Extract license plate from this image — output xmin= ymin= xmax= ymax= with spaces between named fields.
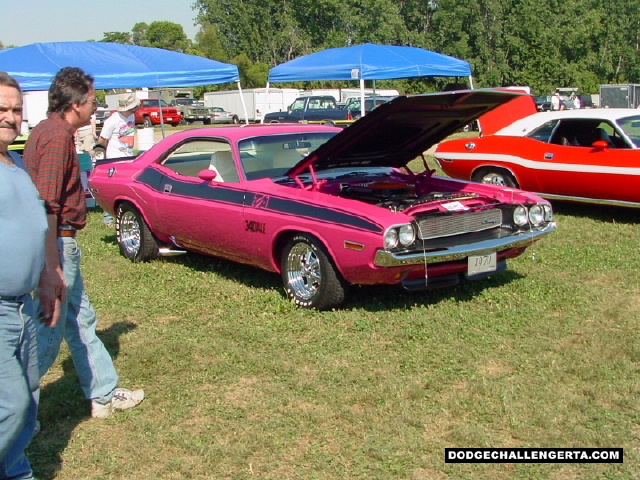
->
xmin=166 ymin=117 xmax=173 ymax=121
xmin=468 ymin=252 xmax=497 ymax=276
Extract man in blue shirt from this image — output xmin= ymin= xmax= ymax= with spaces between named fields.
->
xmin=0 ymin=71 xmax=56 ymax=480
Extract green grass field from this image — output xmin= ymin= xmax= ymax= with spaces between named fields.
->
xmin=27 ymin=136 xmax=638 ymax=479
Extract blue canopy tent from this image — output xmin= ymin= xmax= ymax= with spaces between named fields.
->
xmin=0 ymin=41 xmax=240 ymax=90
xmin=0 ymin=42 xmax=249 ymax=128
xmin=268 ymin=43 xmax=473 ymax=117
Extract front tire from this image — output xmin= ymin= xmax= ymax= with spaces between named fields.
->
xmin=143 ymin=117 xmax=153 ymax=128
xmin=473 ymin=168 xmax=518 ymax=188
xmin=281 ymin=234 xmax=346 ymax=310
xmin=116 ymin=203 xmax=159 ymax=262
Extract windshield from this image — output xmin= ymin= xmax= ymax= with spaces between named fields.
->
xmin=239 ymin=132 xmax=338 ymax=180
xmin=145 ymin=99 xmax=169 ymax=107
xmin=615 ymin=115 xmax=640 ymax=147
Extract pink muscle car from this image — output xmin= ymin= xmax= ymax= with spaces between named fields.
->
xmin=89 ymin=90 xmax=556 ymax=310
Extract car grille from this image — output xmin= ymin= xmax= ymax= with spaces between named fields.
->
xmin=416 ymin=209 xmax=503 ymax=240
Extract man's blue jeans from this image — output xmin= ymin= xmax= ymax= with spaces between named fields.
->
xmin=36 ymin=237 xmax=118 ymax=403
xmin=0 ymin=295 xmax=38 ymax=480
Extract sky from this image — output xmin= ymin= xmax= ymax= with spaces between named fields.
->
xmin=1 ymin=0 xmax=201 ymax=47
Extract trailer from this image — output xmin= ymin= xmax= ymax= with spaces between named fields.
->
xmin=22 ymin=90 xmax=49 ymax=129
xmin=600 ymin=84 xmax=640 ymax=108
xmin=203 ymin=88 xmax=300 ymax=123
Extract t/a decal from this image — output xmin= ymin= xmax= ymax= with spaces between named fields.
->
xmin=251 ymin=194 xmax=270 ymax=209
xmin=245 ymin=220 xmax=266 ymax=234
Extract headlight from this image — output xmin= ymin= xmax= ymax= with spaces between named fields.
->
xmin=528 ymin=205 xmax=544 ymax=226
xmin=543 ymin=203 xmax=554 ymax=221
xmin=513 ymin=205 xmax=528 ymax=226
xmin=384 ymin=228 xmax=399 ymax=249
xmin=384 ymin=224 xmax=415 ymax=249
xmin=398 ymin=224 xmax=415 ymax=246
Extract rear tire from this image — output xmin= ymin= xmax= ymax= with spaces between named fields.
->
xmin=93 ymin=145 xmax=105 ymax=161
xmin=281 ymin=234 xmax=346 ymax=310
xmin=473 ymin=168 xmax=518 ymax=188
xmin=116 ymin=203 xmax=159 ymax=262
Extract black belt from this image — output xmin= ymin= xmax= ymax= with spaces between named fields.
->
xmin=58 ymin=229 xmax=77 ymax=237
xmin=0 ymin=295 xmax=25 ymax=302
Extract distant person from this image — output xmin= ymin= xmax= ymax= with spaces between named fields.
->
xmin=551 ymin=92 xmax=561 ymax=111
xmin=98 ymin=92 xmax=140 ymax=226
xmin=573 ymin=95 xmax=582 ymax=109
xmin=0 ymin=71 xmax=56 ymax=480
xmin=98 ymin=93 xmax=139 ymax=158
xmin=76 ymin=112 xmax=97 ymax=158
xmin=23 ymin=67 xmax=144 ymax=419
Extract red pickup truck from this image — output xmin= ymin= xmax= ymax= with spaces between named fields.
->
xmin=135 ymin=99 xmax=182 ymax=128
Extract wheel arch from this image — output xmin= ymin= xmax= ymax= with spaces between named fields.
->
xmin=471 ymin=164 xmax=520 ymax=188
xmin=113 ymin=198 xmax=164 ymax=241
xmin=271 ymin=228 xmax=344 ymax=278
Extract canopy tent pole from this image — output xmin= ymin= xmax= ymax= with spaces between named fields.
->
xmin=263 ymin=82 xmax=270 ymax=124
xmin=469 ymin=76 xmax=475 ymax=89
xmin=236 ymin=81 xmax=250 ymax=124
xmin=359 ymin=78 xmax=365 ymax=118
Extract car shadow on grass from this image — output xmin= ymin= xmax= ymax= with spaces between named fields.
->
xmin=99 ymin=232 xmax=527 ymax=310
xmin=550 ymin=200 xmax=640 ymax=224
xmin=100 ymin=234 xmax=525 ymax=311
xmin=343 ymin=270 xmax=524 ymax=311
xmin=28 ymin=321 xmax=138 ymax=480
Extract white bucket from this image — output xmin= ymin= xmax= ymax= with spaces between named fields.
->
xmin=135 ymin=128 xmax=155 ymax=152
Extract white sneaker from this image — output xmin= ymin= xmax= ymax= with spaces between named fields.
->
xmin=91 ymin=388 xmax=145 ymax=418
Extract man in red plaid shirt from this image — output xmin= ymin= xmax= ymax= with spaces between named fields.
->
xmin=24 ymin=67 xmax=144 ymax=419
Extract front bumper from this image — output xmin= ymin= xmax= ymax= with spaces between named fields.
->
xmin=374 ymin=223 xmax=556 ymax=267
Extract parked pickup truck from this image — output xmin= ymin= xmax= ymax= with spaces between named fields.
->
xmin=135 ymin=99 xmax=182 ymax=128
xmin=263 ymin=95 xmax=353 ymax=125
xmin=169 ymin=97 xmax=212 ymax=124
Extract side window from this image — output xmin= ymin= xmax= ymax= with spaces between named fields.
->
xmin=527 ymin=120 xmax=558 ymax=143
xmin=290 ymin=99 xmax=305 ymax=112
xmin=548 ymin=119 xmax=629 ymax=148
xmin=161 ymin=140 xmax=239 ymax=181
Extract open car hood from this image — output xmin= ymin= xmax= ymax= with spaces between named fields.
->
xmin=287 ymin=89 xmax=521 ymax=177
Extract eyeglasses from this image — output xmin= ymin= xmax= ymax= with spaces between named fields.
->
xmin=85 ymin=99 xmax=98 ymax=106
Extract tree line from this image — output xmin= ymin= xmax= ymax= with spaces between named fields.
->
xmin=4 ymin=0 xmax=640 ymax=96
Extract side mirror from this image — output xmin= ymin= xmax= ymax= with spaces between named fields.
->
xmin=198 ymin=169 xmax=218 ymax=182
xmin=591 ymin=140 xmax=609 ymax=150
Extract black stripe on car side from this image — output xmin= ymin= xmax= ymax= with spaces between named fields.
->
xmin=247 ymin=193 xmax=383 ymax=233
xmin=137 ymin=168 xmax=246 ymax=205
xmin=136 ymin=167 xmax=383 ymax=233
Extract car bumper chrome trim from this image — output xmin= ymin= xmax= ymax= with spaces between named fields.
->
xmin=374 ymin=223 xmax=556 ymax=267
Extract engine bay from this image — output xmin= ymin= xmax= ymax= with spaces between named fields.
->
xmin=338 ymin=180 xmax=479 ymax=211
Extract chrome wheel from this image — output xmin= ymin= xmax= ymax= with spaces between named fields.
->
xmin=286 ymin=242 xmax=321 ymax=301
xmin=116 ymin=203 xmax=158 ymax=262
xmin=474 ymin=169 xmax=517 ymax=188
xmin=481 ymin=172 xmax=508 ymax=185
xmin=119 ymin=210 xmax=141 ymax=258
xmin=281 ymin=234 xmax=346 ymax=310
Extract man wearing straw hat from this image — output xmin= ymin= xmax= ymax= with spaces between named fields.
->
xmin=97 ymin=92 xmax=141 ymax=226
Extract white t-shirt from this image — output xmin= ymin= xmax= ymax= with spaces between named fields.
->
xmin=100 ymin=111 xmax=136 ymax=158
